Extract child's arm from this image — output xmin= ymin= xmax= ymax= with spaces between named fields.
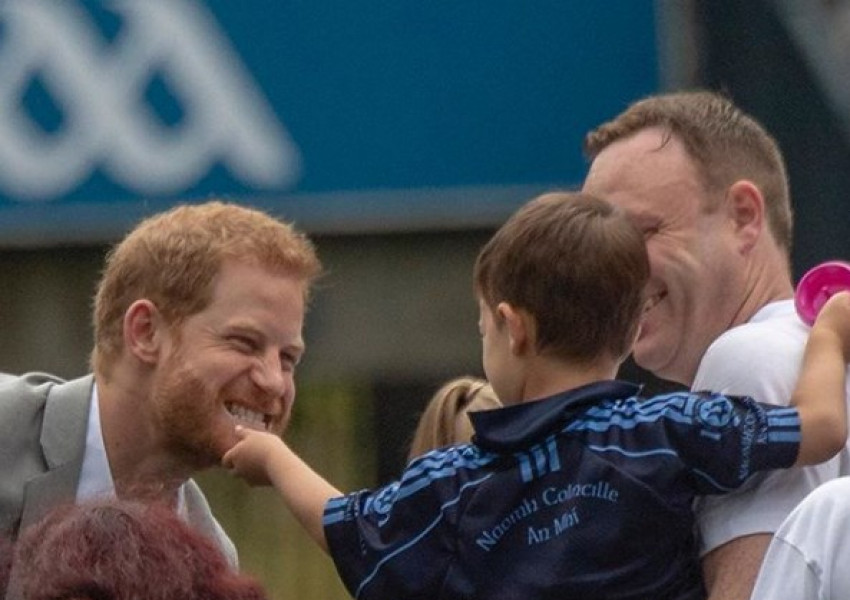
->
xmin=222 ymin=426 xmax=341 ymax=553
xmin=792 ymin=291 xmax=850 ymax=465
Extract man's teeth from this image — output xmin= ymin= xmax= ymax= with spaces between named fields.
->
xmin=226 ymin=404 xmax=267 ymax=430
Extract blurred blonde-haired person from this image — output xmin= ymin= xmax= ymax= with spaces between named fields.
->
xmin=408 ymin=376 xmax=501 ymax=460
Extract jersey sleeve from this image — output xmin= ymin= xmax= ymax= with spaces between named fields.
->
xmin=666 ymin=392 xmax=800 ymax=493
xmin=571 ymin=390 xmax=800 ymax=495
xmin=323 ymin=447 xmax=480 ymax=599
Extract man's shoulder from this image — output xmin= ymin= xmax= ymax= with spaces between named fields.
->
xmin=0 ymin=372 xmax=66 ymax=415
xmin=0 ymin=371 xmax=68 ymax=390
xmin=0 ymin=373 xmax=94 ymax=452
xmin=717 ymin=302 xmax=804 ymax=347
xmin=700 ymin=306 xmax=805 ymax=373
xmin=694 ymin=303 xmax=805 ymax=400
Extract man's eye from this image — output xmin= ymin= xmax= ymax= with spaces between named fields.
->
xmin=280 ymin=353 xmax=299 ymax=371
xmin=642 ymin=226 xmax=659 ymax=239
xmin=231 ymin=336 xmax=257 ymax=351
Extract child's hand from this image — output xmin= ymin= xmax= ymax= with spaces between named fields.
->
xmin=812 ymin=291 xmax=850 ymax=360
xmin=222 ymin=425 xmax=285 ymax=486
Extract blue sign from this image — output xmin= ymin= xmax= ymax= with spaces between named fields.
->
xmin=0 ymin=0 xmax=660 ymax=245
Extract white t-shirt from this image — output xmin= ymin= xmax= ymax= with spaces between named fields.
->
xmin=750 ymin=476 xmax=850 ymax=600
xmin=693 ymin=300 xmax=850 ymax=555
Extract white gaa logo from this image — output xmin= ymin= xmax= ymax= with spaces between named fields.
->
xmin=0 ymin=0 xmax=301 ymax=200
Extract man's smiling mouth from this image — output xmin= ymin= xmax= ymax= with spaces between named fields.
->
xmin=225 ymin=402 xmax=270 ymax=431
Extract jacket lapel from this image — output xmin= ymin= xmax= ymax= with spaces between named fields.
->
xmin=183 ymin=480 xmax=239 ymax=568
xmin=19 ymin=375 xmax=94 ymax=533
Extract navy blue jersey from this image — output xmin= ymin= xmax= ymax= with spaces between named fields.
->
xmin=324 ymin=381 xmax=800 ymax=600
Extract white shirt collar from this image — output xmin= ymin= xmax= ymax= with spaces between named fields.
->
xmin=748 ymin=298 xmax=796 ymax=323
xmin=76 ymin=384 xmax=114 ymax=501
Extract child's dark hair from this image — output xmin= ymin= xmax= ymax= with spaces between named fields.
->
xmin=473 ymin=191 xmax=649 ymax=362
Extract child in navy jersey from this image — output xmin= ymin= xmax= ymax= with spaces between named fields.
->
xmin=224 ymin=192 xmax=850 ymax=600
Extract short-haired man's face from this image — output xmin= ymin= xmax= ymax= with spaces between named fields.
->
xmin=582 ymin=127 xmax=746 ymax=385
xmin=150 ymin=260 xmax=307 ymax=468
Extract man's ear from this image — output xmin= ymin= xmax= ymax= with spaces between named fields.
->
xmin=123 ymin=299 xmax=164 ymax=365
xmin=497 ymin=302 xmax=532 ymax=356
xmin=726 ymin=180 xmax=765 ymax=254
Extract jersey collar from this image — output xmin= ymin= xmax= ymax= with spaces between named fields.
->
xmin=470 ymin=380 xmax=640 ymax=453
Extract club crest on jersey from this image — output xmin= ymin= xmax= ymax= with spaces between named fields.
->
xmin=697 ymin=397 xmax=734 ymax=429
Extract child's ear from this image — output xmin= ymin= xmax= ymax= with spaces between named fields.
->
xmin=124 ymin=299 xmax=165 ymax=365
xmin=497 ymin=302 xmax=532 ymax=356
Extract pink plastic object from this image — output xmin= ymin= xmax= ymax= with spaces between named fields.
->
xmin=794 ymin=260 xmax=850 ymax=325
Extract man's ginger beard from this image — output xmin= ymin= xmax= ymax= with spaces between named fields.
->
xmin=152 ymin=349 xmax=228 ymax=471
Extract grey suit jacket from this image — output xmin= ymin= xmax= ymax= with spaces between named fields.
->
xmin=0 ymin=372 xmax=237 ymax=566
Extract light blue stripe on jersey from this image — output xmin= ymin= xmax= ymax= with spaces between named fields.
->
xmin=767 ymin=410 xmax=800 ymax=427
xmin=532 ymin=445 xmax=548 ymax=474
xmin=403 ymin=447 xmax=493 ymax=482
xmin=585 ymin=443 xmax=739 ymax=492
xmin=606 ymin=392 xmax=691 ymax=413
xmin=546 ymin=437 xmax=561 ymax=472
xmin=325 ymin=497 xmax=351 ymax=526
xmin=767 ymin=431 xmax=801 ymax=443
xmin=393 ymin=463 xmax=477 ymax=503
xmin=690 ymin=468 xmax=735 ymax=492
xmin=515 ymin=437 xmax=561 ymax=482
xmin=576 ymin=395 xmax=699 ymax=430
xmin=585 ymin=444 xmax=679 ymax=459
xmin=395 ymin=450 xmax=494 ymax=502
xmin=353 ymin=471 xmax=494 ymax=599
xmin=565 ymin=409 xmax=694 ymax=433
xmin=324 ymin=447 xmax=496 ymax=527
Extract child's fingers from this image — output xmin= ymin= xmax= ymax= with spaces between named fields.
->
xmin=222 ymin=449 xmax=235 ymax=469
xmin=222 ymin=430 xmax=243 ymax=469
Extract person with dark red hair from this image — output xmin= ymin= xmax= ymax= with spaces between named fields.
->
xmin=6 ymin=499 xmax=269 ymax=600
xmin=0 ymin=535 xmax=12 ymax=600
